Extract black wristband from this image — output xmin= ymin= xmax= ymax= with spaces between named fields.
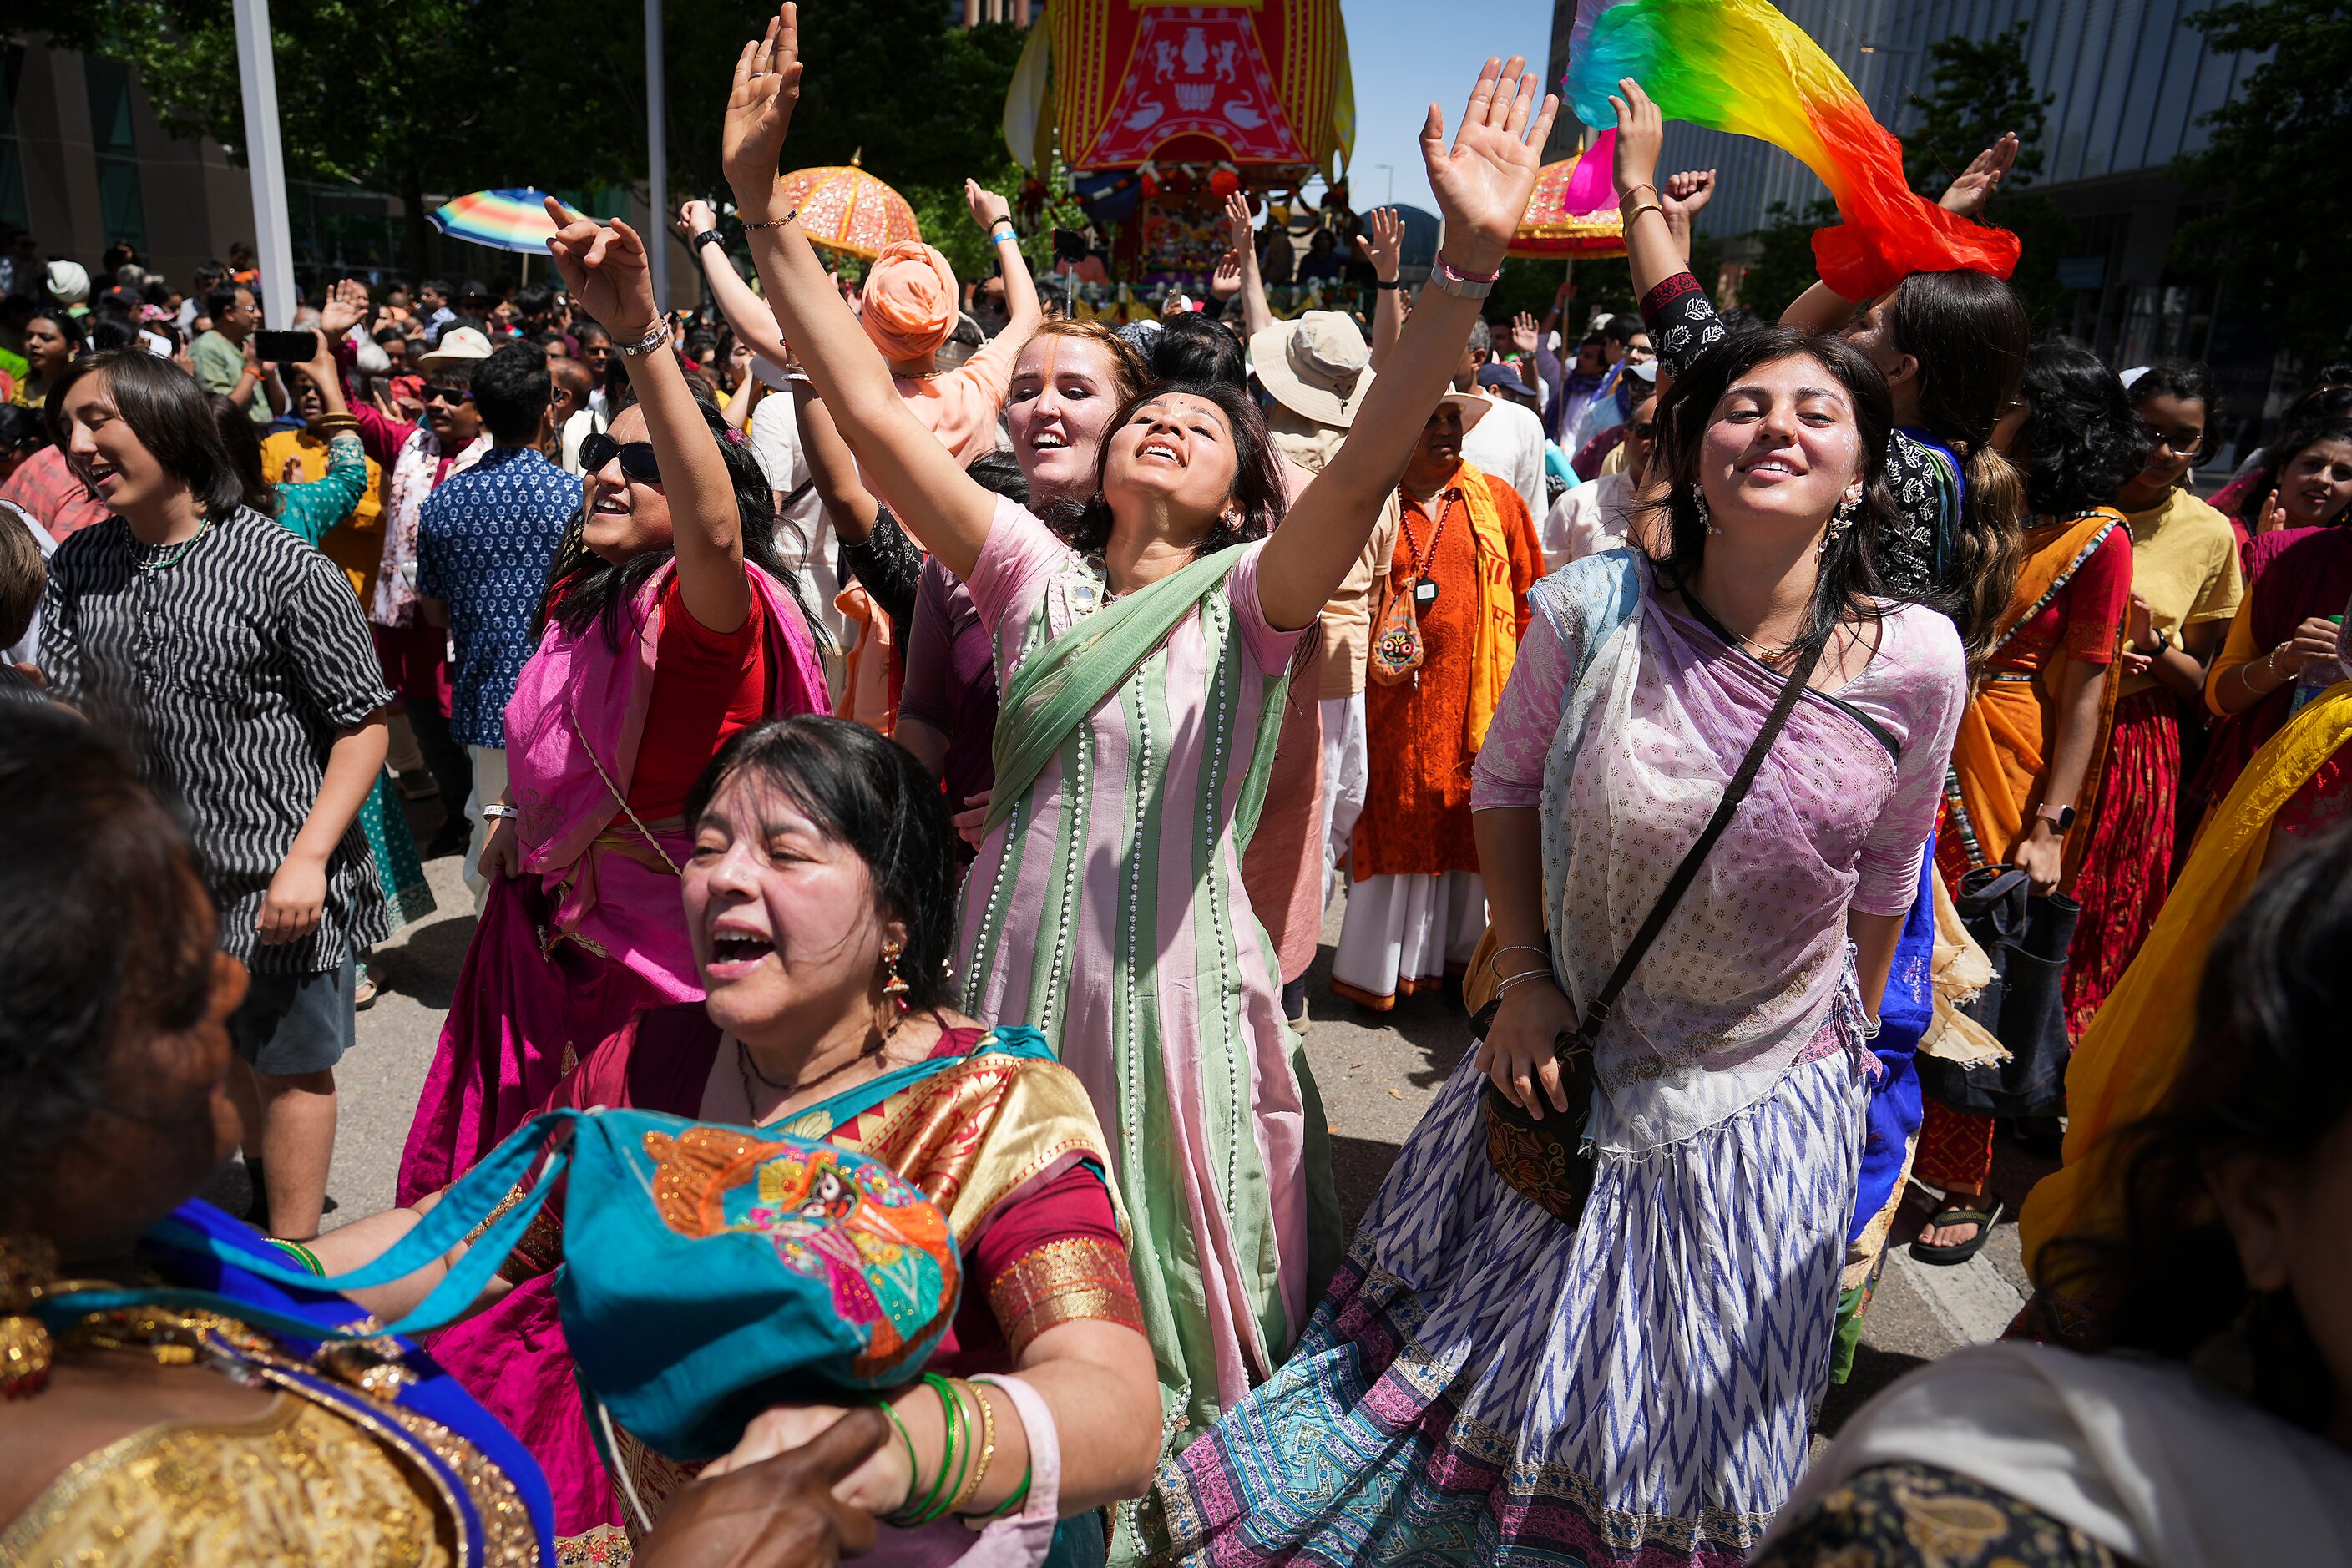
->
xmin=691 ymin=228 xmax=729 ymax=253
xmin=1374 ymin=277 xmax=1404 ymax=291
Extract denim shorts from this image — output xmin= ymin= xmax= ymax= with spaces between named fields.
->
xmin=230 ymin=956 xmax=357 ymax=1076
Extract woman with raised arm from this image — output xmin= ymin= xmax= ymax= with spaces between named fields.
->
xmin=1143 ymin=316 xmax=1966 ymax=1565
xmin=717 ymin=3 xmax=1556 ymax=1474
xmin=396 ymin=202 xmax=829 ymax=1211
xmin=1615 ymin=83 xmax=2028 ymax=661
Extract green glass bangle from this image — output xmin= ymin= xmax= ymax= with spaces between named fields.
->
xmin=267 ymin=1237 xmax=325 ymax=1277
xmin=925 ymin=1373 xmax=968 ymax=1525
xmin=979 ymin=1459 xmax=1033 ymax=1520
xmin=881 ymin=1399 xmax=920 ymax=1516
xmin=892 ymin=1372 xmax=963 ymax=1528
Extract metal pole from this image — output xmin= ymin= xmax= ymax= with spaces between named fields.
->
xmin=231 ymin=0 xmax=296 ymax=326
xmin=645 ymin=0 xmax=670 ymax=312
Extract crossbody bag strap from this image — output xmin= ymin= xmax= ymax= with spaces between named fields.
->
xmin=1572 ymin=635 xmax=1826 ymax=1046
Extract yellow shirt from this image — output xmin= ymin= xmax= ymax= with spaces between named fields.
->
xmin=2120 ymin=488 xmax=2241 ymax=699
xmin=262 ymin=426 xmax=385 ymax=604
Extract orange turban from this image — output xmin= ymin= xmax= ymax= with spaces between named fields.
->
xmin=859 ymin=241 xmax=959 ymax=363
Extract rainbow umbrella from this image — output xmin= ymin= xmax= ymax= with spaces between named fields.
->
xmin=429 ymin=188 xmax=563 ymax=254
xmin=1509 ymin=159 xmax=1626 ymax=260
xmin=777 ymin=154 xmax=920 ymax=262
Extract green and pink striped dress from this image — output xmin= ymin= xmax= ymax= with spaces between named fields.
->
xmin=954 ymin=498 xmax=1335 ymax=1467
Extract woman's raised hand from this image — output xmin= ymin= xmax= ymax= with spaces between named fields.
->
xmin=1939 ymin=133 xmax=2019 ymax=219
xmin=964 ymin=179 xmax=1014 ymax=232
xmin=543 ymin=198 xmax=659 ymax=339
xmin=678 ymin=199 xmax=721 ymax=240
xmin=1351 ymin=205 xmax=1403 ymax=281
xmin=723 ymin=3 xmax=805 ymax=207
xmin=1608 ymin=78 xmax=1664 ymax=198
xmin=1419 ymin=56 xmax=1557 ymax=273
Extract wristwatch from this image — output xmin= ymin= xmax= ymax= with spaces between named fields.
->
xmin=2034 ymin=802 xmax=2076 ymax=833
xmin=690 ymin=228 xmax=729 ymax=253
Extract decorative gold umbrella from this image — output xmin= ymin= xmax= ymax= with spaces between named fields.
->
xmin=1509 ymin=157 xmax=1626 ymax=260
xmin=775 ymin=153 xmax=921 ymax=261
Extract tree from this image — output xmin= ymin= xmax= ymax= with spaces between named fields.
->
xmin=1734 ymin=198 xmax=1838 ymax=318
xmin=2174 ymin=0 xmax=2352 ymax=361
xmin=29 ymin=0 xmax=1029 ymax=280
xmin=1901 ymin=22 xmax=2051 ymax=197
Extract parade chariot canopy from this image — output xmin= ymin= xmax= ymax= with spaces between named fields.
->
xmin=776 ymin=155 xmax=922 ymax=262
xmin=1004 ymin=0 xmax=1355 ymax=182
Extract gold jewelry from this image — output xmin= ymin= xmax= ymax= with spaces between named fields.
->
xmin=1622 ymin=200 xmax=1667 ymax=229
xmin=948 ymin=1379 xmax=994 ymax=1515
xmin=1 ymin=1234 xmax=59 ymax=1398
xmin=881 ymin=938 xmax=912 ymax=1014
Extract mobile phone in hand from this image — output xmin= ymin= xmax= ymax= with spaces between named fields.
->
xmin=255 ymin=329 xmax=321 ymax=363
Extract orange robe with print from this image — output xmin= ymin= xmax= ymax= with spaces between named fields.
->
xmin=1352 ymin=468 xmax=1542 ymax=879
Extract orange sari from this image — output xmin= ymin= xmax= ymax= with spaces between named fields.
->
xmin=1938 ymin=511 xmax=2128 ymax=890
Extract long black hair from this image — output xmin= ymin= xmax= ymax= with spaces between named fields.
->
xmin=2035 ymin=827 xmax=2352 ymax=1433
xmin=534 ymin=377 xmax=822 ymax=651
xmin=1044 ymin=379 xmax=1287 ymax=561
xmin=1642 ymin=325 xmax=1896 ymax=654
xmin=2020 ymin=338 xmax=2152 ymax=520
xmin=0 ymin=702 xmax=217 ymax=1202
xmin=45 ymin=348 xmax=246 ymax=518
xmin=684 ymin=715 xmax=960 ymax=1014
xmin=1887 ymin=269 xmax=2028 ymax=660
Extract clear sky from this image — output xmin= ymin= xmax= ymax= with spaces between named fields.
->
xmin=1336 ymin=0 xmax=1561 ymax=218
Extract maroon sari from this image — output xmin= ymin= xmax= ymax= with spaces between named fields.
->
xmin=2187 ymin=525 xmax=2352 ymax=820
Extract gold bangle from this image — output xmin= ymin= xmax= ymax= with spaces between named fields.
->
xmin=948 ymin=1379 xmax=994 ymax=1515
xmin=1623 ymin=201 xmax=1667 ymax=229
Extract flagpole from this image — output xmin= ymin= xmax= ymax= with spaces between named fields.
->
xmin=645 ymin=0 xmax=670 ymax=311
xmin=231 ymin=0 xmax=296 ymax=326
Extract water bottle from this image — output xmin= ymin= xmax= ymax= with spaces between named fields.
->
xmin=2285 ymin=614 xmax=2347 ymax=718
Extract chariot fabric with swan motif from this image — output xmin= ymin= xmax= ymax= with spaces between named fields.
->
xmin=1004 ymin=0 xmax=1354 ymax=181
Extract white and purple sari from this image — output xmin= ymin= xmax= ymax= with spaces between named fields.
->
xmin=1139 ymin=553 xmax=1965 ymax=1567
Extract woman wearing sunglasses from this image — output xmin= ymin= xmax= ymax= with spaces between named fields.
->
xmin=396 ymin=204 xmax=831 ymax=1410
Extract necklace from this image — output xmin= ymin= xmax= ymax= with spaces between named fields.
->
xmin=733 ymin=1033 xmax=887 ymax=1122
xmin=131 ymin=514 xmax=214 ymax=574
xmin=1682 ymin=584 xmax=1803 ymax=664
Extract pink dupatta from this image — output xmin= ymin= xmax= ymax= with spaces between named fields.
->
xmin=505 ymin=558 xmax=828 ymax=1000
xmin=396 ymin=559 xmax=825 ymax=1209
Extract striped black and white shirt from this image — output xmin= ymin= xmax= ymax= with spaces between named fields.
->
xmin=42 ymin=505 xmax=392 ymax=974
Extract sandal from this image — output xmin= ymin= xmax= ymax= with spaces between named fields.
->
xmin=1909 ymin=1198 xmax=2004 ymax=1266
xmin=354 ymin=967 xmax=382 ymax=1011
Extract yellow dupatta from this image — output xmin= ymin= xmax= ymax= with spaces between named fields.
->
xmin=2018 ymin=683 xmax=2352 ymax=1274
xmin=1943 ymin=510 xmax=2127 ymax=883
xmin=1449 ymin=461 xmax=1521 ymax=751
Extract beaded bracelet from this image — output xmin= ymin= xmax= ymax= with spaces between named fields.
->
xmin=740 ymin=206 xmax=800 ymax=232
xmin=947 ymin=1378 xmax=994 ymax=1515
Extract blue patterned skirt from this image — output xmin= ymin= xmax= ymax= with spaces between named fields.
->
xmin=1136 ymin=1045 xmax=1864 ymax=1567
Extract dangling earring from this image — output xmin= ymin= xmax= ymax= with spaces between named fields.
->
xmin=1820 ymin=486 xmax=1862 ymax=554
xmin=879 ymin=939 xmax=912 ymax=1015
xmin=1692 ymin=483 xmax=1722 ymax=536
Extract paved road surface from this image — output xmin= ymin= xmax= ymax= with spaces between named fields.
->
xmin=224 ymin=813 xmax=2056 ymax=1439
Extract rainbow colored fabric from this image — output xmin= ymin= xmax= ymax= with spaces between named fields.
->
xmin=1565 ymin=0 xmax=2020 ymax=300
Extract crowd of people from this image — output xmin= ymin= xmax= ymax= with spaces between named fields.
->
xmin=3 ymin=8 xmax=2350 ymax=1567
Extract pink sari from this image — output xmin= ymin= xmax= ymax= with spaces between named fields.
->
xmin=396 ymin=559 xmax=825 ymax=1208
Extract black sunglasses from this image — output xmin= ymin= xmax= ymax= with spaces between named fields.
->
xmin=580 ymin=433 xmax=661 ymax=483
xmin=421 ymin=382 xmax=473 ymax=404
